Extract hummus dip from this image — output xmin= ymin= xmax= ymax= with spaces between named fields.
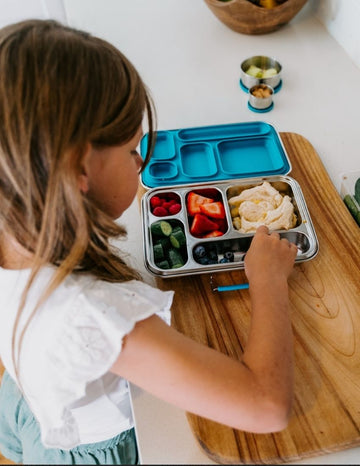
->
xmin=228 ymin=181 xmax=297 ymax=233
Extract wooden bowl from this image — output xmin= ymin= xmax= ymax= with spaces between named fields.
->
xmin=203 ymin=0 xmax=308 ymax=35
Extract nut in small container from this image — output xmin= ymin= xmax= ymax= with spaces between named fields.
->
xmin=248 ymin=83 xmax=274 ymax=110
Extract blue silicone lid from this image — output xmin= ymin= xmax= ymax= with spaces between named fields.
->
xmin=140 ymin=121 xmax=291 ymax=188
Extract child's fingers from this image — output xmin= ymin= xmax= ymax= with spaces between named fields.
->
xmin=269 ymin=231 xmax=280 ymax=240
xmin=255 ymin=225 xmax=269 ymax=236
xmin=281 ymin=237 xmax=293 ymax=246
xmin=256 ymin=227 xmax=297 ymax=253
xmin=280 ymin=237 xmax=298 ymax=253
xmin=289 ymin=241 xmax=299 ymax=256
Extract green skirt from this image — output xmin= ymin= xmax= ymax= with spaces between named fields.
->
xmin=0 ymin=371 xmax=138 ymax=464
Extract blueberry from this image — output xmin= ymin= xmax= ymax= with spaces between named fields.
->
xmin=194 ymin=245 xmax=206 ymax=259
xmin=208 ymin=250 xmax=218 ymax=261
xmin=207 ymin=258 xmax=218 ymax=265
xmin=219 ymin=257 xmax=230 ymax=263
xmin=224 ymin=251 xmax=234 ymax=262
xmin=197 ymin=257 xmax=209 ymax=265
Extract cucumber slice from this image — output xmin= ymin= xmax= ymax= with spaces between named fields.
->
xmin=170 ymin=229 xmax=186 ymax=249
xmin=155 ymin=237 xmax=171 ymax=250
xmin=171 ymin=263 xmax=184 ymax=269
xmin=168 ymin=248 xmax=185 ymax=268
xmin=171 ymin=226 xmax=183 ymax=234
xmin=153 ymin=243 xmax=164 ymax=261
xmin=156 ymin=260 xmax=170 ymax=270
xmin=356 ymin=212 xmax=360 ymax=226
xmin=355 ymin=178 xmax=360 ymax=205
xmin=344 ymin=194 xmax=360 ymax=225
xmin=151 ymin=220 xmax=173 ymax=237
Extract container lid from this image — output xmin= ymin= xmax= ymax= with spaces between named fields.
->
xmin=140 ymin=121 xmax=291 ymax=188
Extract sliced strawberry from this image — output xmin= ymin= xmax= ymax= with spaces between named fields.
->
xmin=190 ymin=213 xmax=219 ymax=236
xmin=187 ymin=192 xmax=214 ymax=216
xmin=214 ymin=217 xmax=228 ymax=233
xmin=202 ymin=230 xmax=224 ymax=238
xmin=199 ymin=201 xmax=225 ymax=219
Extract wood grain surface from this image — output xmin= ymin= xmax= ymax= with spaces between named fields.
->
xmin=154 ymin=133 xmax=360 ymax=464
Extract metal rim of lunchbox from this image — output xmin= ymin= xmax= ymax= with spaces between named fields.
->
xmin=141 ymin=175 xmax=319 ymax=279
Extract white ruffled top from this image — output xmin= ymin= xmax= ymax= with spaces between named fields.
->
xmin=0 ymin=266 xmax=173 ymax=449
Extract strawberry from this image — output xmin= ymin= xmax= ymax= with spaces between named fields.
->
xmin=187 ymin=192 xmax=214 ymax=216
xmin=199 ymin=201 xmax=226 ymax=219
xmin=202 ymin=230 xmax=224 ymax=238
xmin=190 ymin=213 xmax=219 ymax=237
xmin=214 ymin=217 xmax=228 ymax=233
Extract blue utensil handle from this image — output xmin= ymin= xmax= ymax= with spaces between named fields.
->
xmin=216 ymin=283 xmax=249 ymax=292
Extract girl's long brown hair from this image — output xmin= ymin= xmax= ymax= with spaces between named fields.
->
xmin=0 ymin=19 xmax=156 ymax=379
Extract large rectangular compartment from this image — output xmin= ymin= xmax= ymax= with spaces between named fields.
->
xmin=140 ymin=122 xmax=318 ymax=278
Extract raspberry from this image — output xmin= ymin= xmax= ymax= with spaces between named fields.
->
xmin=153 ymin=206 xmax=168 ymax=217
xmin=166 ymin=192 xmax=180 ymax=200
xmin=168 ymin=203 xmax=181 ymax=215
xmin=162 ymin=201 xmax=173 ymax=211
xmin=150 ymin=196 xmax=162 ymax=209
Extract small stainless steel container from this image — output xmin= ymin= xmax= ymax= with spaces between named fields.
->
xmin=249 ymin=84 xmax=274 ymax=110
xmin=240 ymin=55 xmax=282 ymax=90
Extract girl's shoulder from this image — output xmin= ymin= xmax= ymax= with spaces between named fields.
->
xmin=31 ymin=273 xmax=174 ymax=385
xmin=64 ymin=274 xmax=174 ymax=328
xmin=1 ymin=266 xmax=174 ymax=381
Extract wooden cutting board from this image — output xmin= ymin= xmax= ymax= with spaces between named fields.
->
xmin=153 ymin=133 xmax=360 ymax=464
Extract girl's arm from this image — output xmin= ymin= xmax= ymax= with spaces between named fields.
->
xmin=111 ymin=226 xmax=298 ymax=433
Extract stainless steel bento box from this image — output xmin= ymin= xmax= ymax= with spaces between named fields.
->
xmin=141 ymin=176 xmax=318 ymax=278
xmin=139 ymin=122 xmax=319 ymax=278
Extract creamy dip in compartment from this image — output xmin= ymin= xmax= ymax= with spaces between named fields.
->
xmin=228 ymin=181 xmax=297 ymax=233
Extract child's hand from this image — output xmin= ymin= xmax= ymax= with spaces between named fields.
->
xmin=244 ymin=225 xmax=298 ymax=285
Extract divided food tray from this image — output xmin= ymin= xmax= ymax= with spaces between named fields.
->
xmin=140 ymin=122 xmax=318 ymax=278
xmin=140 ymin=121 xmax=291 ymax=188
xmin=141 ymin=176 xmax=318 ymax=278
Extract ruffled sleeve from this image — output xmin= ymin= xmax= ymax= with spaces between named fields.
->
xmin=21 ymin=278 xmax=174 ymax=449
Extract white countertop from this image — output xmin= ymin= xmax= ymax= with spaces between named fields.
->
xmin=66 ymin=1 xmax=360 ymax=463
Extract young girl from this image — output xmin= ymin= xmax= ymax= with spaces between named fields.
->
xmin=0 ymin=19 xmax=298 ymax=465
